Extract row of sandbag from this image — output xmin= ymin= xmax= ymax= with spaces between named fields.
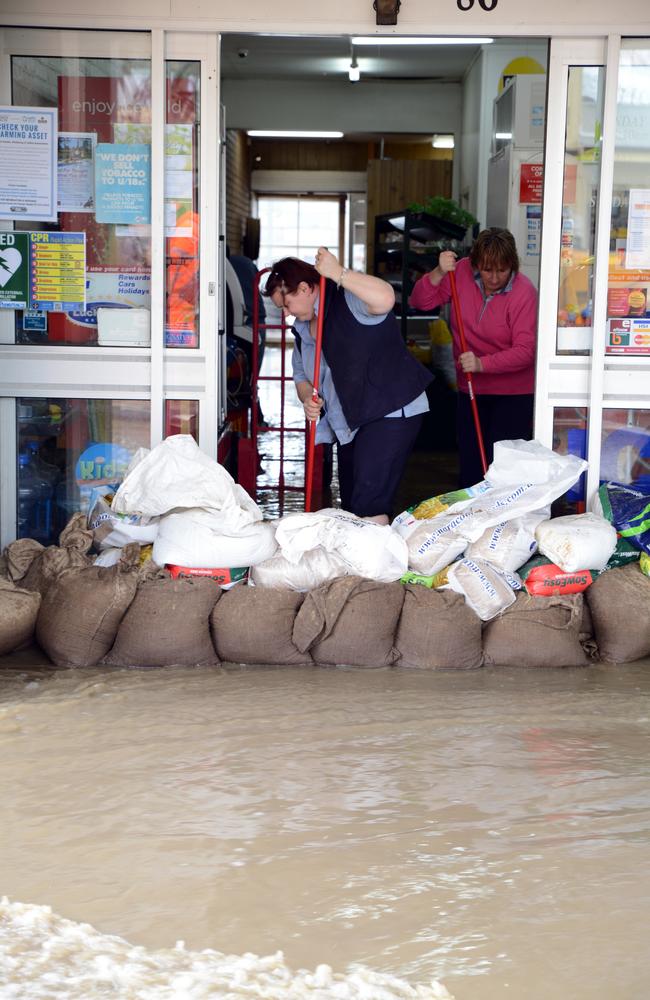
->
xmin=2 ymin=530 xmax=649 ymax=667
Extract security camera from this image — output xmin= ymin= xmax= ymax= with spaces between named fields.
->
xmin=238 ymin=49 xmax=249 ymax=59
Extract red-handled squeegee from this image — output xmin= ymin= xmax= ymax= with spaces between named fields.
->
xmin=449 ymin=268 xmax=488 ymax=477
xmin=304 ymin=274 xmax=327 ymax=511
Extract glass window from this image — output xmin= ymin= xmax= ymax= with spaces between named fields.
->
xmin=165 ymin=60 xmax=201 ymax=349
xmin=600 ymin=408 xmax=650 ymax=487
xmin=605 ymin=40 xmax=650 ymax=357
xmin=257 ymin=196 xmax=341 ymax=270
xmin=9 ymin=46 xmax=153 ymax=347
xmin=164 ymin=399 xmax=199 ymax=440
xmin=16 ymin=397 xmax=150 ymax=543
xmin=556 ymin=66 xmax=605 ymax=355
xmin=552 ymin=406 xmax=588 ymax=512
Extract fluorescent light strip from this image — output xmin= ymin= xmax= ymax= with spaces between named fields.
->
xmin=247 ymin=130 xmax=344 ymax=138
xmin=352 ymin=36 xmax=493 ymax=45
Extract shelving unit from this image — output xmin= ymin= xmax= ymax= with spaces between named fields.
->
xmin=373 ymin=209 xmax=467 ymax=341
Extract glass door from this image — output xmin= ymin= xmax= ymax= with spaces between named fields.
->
xmin=535 ymin=36 xmax=650 ymax=509
xmin=0 ymin=28 xmax=220 ymax=547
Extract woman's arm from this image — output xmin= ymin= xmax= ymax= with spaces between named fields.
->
xmin=315 ymin=246 xmax=394 ymax=315
xmin=409 ymin=251 xmax=456 ymax=311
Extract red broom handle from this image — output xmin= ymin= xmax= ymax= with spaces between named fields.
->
xmin=449 ymin=268 xmax=488 ymax=476
xmin=304 ymin=275 xmax=327 ymax=511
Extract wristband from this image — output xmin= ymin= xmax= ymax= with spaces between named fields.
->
xmin=337 ymin=267 xmax=349 ymax=288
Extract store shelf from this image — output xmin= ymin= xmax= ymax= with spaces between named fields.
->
xmin=373 ymin=209 xmax=468 ymax=340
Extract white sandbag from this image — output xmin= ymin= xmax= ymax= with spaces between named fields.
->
xmin=464 ymin=509 xmax=548 ymax=573
xmin=251 ymin=547 xmax=349 ymax=590
xmin=152 ymin=507 xmax=277 ymax=569
xmin=486 ymin=438 xmax=587 ymax=488
xmin=112 ymin=435 xmax=262 ymax=531
xmin=391 ymin=509 xmax=469 ymax=575
xmin=446 ymin=558 xmax=521 ymax=621
xmin=535 ymin=512 xmax=617 ymax=572
xmin=275 ymin=508 xmax=408 ymax=583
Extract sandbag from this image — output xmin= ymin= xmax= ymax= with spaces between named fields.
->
xmin=35 ymin=545 xmax=140 ymax=668
xmin=482 ymin=592 xmax=590 ymax=667
xmin=586 ymin=562 xmax=650 ymax=663
xmin=103 ymin=576 xmax=221 ymax=668
xmin=446 ymin=558 xmax=520 ymax=621
xmin=3 ymin=537 xmax=44 ymax=583
xmin=394 ymin=585 xmax=483 ymax=669
xmin=152 ymin=508 xmax=277 ymax=568
xmin=250 ymin=547 xmax=349 ymax=590
xmin=19 ymin=513 xmax=94 ymax=598
xmin=111 ymin=434 xmax=262 ymax=530
xmin=464 ymin=511 xmax=546 ymax=573
xmin=0 ymin=578 xmax=41 ymax=656
xmin=535 ymin=512 xmax=617 ymax=572
xmin=293 ymin=576 xmax=404 ymax=667
xmin=275 ymin=509 xmax=408 ymax=583
xmin=211 ymin=587 xmax=309 ymax=665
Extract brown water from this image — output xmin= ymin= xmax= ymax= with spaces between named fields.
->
xmin=2 ymin=646 xmax=649 ymax=998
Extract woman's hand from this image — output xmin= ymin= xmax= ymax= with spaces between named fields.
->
xmin=438 ymin=250 xmax=457 ymax=274
xmin=314 ymin=247 xmax=342 ymax=283
xmin=458 ymin=351 xmax=482 ymax=374
xmin=303 ymin=393 xmax=324 ymax=422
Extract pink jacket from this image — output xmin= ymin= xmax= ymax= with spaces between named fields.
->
xmin=409 ymin=257 xmax=538 ymax=395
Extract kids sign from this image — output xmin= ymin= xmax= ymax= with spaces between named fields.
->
xmin=75 ymin=442 xmax=133 ymax=487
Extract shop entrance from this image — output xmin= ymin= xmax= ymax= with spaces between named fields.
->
xmin=219 ymin=33 xmax=549 ymax=515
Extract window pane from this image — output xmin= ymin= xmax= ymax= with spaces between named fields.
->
xmin=552 ymin=406 xmax=588 ymax=512
xmin=605 ymin=40 xmax=650 ymax=357
xmin=164 ymin=399 xmax=199 ymax=440
xmin=165 ymin=60 xmax=201 ymax=349
xmin=17 ymin=397 xmax=150 ymax=543
xmin=9 ymin=44 xmax=153 ymax=347
xmin=556 ymin=66 xmax=605 ymax=355
xmin=258 ymin=195 xmax=340 ymax=269
xmin=601 ymin=408 xmax=650 ymax=487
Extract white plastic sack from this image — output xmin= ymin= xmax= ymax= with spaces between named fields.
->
xmin=152 ymin=507 xmax=277 ymax=569
xmin=391 ymin=509 xmax=469 ymax=575
xmin=535 ymin=512 xmax=617 ymax=572
xmin=446 ymin=558 xmax=521 ymax=621
xmin=251 ymin=547 xmax=349 ymax=590
xmin=274 ymin=508 xmax=408 ymax=583
xmin=112 ymin=435 xmax=262 ymax=531
xmin=93 ymin=548 xmax=122 ymax=568
xmin=485 ymin=438 xmax=586 ymax=488
xmin=464 ymin=509 xmax=548 ymax=573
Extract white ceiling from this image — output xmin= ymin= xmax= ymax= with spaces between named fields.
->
xmin=220 ymin=33 xmax=486 ymax=83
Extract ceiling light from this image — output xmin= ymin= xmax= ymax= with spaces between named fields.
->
xmin=432 ymin=134 xmax=454 ymax=149
xmin=352 ymin=36 xmax=493 ymax=45
xmin=495 ymin=132 xmax=512 ymax=140
xmin=247 ymin=130 xmax=344 ymax=139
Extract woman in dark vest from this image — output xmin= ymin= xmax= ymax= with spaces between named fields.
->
xmin=264 ymin=248 xmax=432 ymax=524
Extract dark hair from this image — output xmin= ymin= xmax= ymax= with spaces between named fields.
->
xmin=469 ymin=228 xmax=519 ymax=273
xmin=263 ymin=257 xmax=319 ymax=297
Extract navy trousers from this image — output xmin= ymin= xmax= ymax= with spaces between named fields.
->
xmin=457 ymin=392 xmax=534 ymax=487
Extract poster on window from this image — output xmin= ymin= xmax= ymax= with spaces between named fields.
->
xmin=57 ymin=132 xmax=96 ymax=213
xmin=625 ymin=189 xmax=650 ymax=270
xmin=95 ymin=143 xmax=151 ymax=225
xmin=0 ymin=106 xmax=57 ymax=222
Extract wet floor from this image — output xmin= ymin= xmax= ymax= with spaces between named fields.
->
xmin=1 ymin=645 xmax=650 ymax=998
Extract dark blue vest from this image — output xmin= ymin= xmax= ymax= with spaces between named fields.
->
xmin=314 ymin=279 xmax=433 ymax=430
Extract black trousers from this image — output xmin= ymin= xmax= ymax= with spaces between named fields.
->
xmin=457 ymin=392 xmax=534 ymax=487
xmin=336 ymin=413 xmax=424 ymax=518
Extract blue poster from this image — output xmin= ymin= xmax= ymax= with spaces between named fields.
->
xmin=95 ymin=143 xmax=150 ymax=225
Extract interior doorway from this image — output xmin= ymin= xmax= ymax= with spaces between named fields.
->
xmin=219 ymin=33 xmax=549 ymax=514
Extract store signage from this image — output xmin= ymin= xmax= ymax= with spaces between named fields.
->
xmin=607 ymin=318 xmax=650 ymax=355
xmin=95 ymin=144 xmax=151 ymax=225
xmin=29 ymin=232 xmax=86 ymax=311
xmin=0 ymin=232 xmax=30 ymax=308
xmin=519 ymin=163 xmax=543 ymax=204
xmin=75 ymin=442 xmax=133 ymax=487
xmin=0 ymin=106 xmax=57 ymax=222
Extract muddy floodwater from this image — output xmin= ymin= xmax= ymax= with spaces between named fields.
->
xmin=1 ymin=647 xmax=650 ymax=998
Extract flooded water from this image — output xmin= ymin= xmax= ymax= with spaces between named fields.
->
xmin=2 ymin=646 xmax=650 ymax=998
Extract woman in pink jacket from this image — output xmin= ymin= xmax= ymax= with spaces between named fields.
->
xmin=409 ymin=227 xmax=538 ymax=486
